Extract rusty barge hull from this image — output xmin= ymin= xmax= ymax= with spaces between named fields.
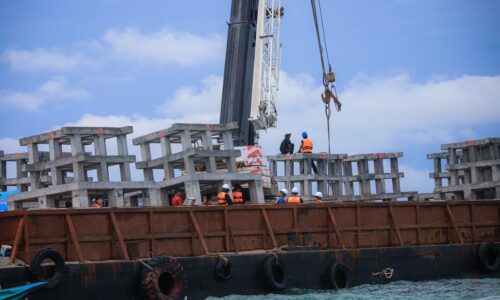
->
xmin=0 ymin=244 xmax=498 ymax=299
xmin=0 ymin=200 xmax=499 ymax=298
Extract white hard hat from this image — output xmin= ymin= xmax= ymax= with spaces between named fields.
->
xmin=222 ymin=184 xmax=230 ymax=190
xmin=315 ymin=192 xmax=323 ymax=198
xmin=280 ymin=188 xmax=288 ymax=195
xmin=292 ymin=187 xmax=299 ymax=194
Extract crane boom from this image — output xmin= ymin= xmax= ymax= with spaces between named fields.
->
xmin=220 ymin=0 xmax=283 ymax=146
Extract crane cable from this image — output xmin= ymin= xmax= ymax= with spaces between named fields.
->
xmin=310 ymin=0 xmax=341 ymax=155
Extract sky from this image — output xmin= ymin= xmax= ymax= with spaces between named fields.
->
xmin=1 ymin=0 xmax=499 ymax=193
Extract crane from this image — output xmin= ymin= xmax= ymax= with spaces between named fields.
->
xmin=220 ymin=0 xmax=283 ymax=146
xmin=220 ymin=0 xmax=338 ymax=150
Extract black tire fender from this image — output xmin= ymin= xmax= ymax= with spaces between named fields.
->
xmin=262 ymin=255 xmax=289 ymax=292
xmin=327 ymin=262 xmax=352 ymax=289
xmin=478 ymin=242 xmax=500 ymax=273
xmin=141 ymin=256 xmax=186 ymax=300
xmin=30 ymin=248 xmax=67 ymax=289
xmin=214 ymin=257 xmax=232 ymax=280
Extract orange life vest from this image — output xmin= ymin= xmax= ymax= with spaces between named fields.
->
xmin=302 ymin=138 xmax=313 ymax=153
xmin=172 ymin=195 xmax=183 ymax=206
xmin=313 ymin=198 xmax=323 ymax=204
xmin=91 ymin=202 xmax=102 ymax=208
xmin=217 ymin=192 xmax=228 ymax=205
xmin=233 ymin=191 xmax=243 ymax=204
xmin=287 ymin=196 xmax=301 ymax=203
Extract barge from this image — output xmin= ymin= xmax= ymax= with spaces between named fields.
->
xmin=0 ymin=200 xmax=499 ymax=299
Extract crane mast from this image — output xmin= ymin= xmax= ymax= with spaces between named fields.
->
xmin=220 ymin=0 xmax=283 ymax=146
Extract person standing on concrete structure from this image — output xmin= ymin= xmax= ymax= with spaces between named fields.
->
xmin=287 ymin=187 xmax=303 ymax=203
xmin=280 ymin=133 xmax=294 ymax=154
xmin=313 ymin=192 xmax=323 ymax=203
xmin=91 ymin=197 xmax=103 ymax=208
xmin=298 ymin=131 xmax=318 ymax=174
xmin=275 ymin=188 xmax=288 ymax=204
xmin=171 ymin=191 xmax=184 ymax=206
xmin=217 ymin=184 xmax=234 ymax=205
xmin=232 ymin=184 xmax=244 ymax=204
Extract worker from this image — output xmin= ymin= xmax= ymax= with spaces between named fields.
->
xmin=279 ymin=133 xmax=294 ymax=154
xmin=232 ymin=184 xmax=244 ymax=204
xmin=91 ymin=197 xmax=103 ymax=208
xmin=275 ymin=188 xmax=288 ymax=204
xmin=171 ymin=191 xmax=184 ymax=206
xmin=298 ymin=131 xmax=313 ymax=153
xmin=298 ymin=131 xmax=318 ymax=174
xmin=217 ymin=184 xmax=234 ymax=205
xmin=313 ymin=192 xmax=324 ymax=203
xmin=287 ymin=187 xmax=303 ymax=203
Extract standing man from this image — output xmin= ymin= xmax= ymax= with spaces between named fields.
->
xmin=313 ymin=192 xmax=324 ymax=203
xmin=298 ymin=131 xmax=318 ymax=174
xmin=280 ymin=133 xmax=294 ymax=154
xmin=287 ymin=187 xmax=303 ymax=203
xmin=91 ymin=197 xmax=103 ymax=208
xmin=275 ymin=188 xmax=288 ymax=204
xmin=171 ymin=191 xmax=184 ymax=206
xmin=217 ymin=184 xmax=234 ymax=205
xmin=232 ymin=184 xmax=244 ymax=204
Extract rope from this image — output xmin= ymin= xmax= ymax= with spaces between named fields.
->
xmin=310 ymin=0 xmax=327 ymax=83
xmin=317 ymin=0 xmax=331 ymax=66
xmin=372 ymin=267 xmax=394 ymax=279
xmin=137 ymin=258 xmax=153 ymax=271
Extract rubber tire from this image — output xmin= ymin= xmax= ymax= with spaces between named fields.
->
xmin=30 ymin=248 xmax=67 ymax=289
xmin=215 ymin=257 xmax=232 ymax=280
xmin=478 ymin=242 xmax=500 ymax=273
xmin=262 ymin=256 xmax=289 ymax=292
xmin=141 ymin=256 xmax=186 ymax=300
xmin=327 ymin=262 xmax=352 ymax=289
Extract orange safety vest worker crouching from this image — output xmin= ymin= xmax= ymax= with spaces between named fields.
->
xmin=233 ymin=191 xmax=243 ymax=204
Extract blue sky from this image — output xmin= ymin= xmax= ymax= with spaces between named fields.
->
xmin=1 ymin=0 xmax=499 ymax=192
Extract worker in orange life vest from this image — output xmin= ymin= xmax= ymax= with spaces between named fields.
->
xmin=171 ymin=191 xmax=184 ymax=206
xmin=232 ymin=184 xmax=244 ymax=204
xmin=287 ymin=187 xmax=303 ymax=203
xmin=298 ymin=131 xmax=318 ymax=174
xmin=217 ymin=184 xmax=234 ymax=205
xmin=313 ymin=192 xmax=324 ymax=204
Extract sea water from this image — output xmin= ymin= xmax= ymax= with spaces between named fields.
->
xmin=209 ymin=278 xmax=500 ymax=300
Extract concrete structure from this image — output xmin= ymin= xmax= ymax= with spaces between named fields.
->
xmin=269 ymin=152 xmax=417 ymax=201
xmin=1 ymin=151 xmax=36 ymax=192
xmin=133 ymin=122 xmax=265 ymax=204
xmin=343 ymin=153 xmax=417 ymax=201
xmin=268 ymin=153 xmax=348 ymax=201
xmin=428 ymin=138 xmax=500 ymax=200
xmin=7 ymin=127 xmax=159 ymax=209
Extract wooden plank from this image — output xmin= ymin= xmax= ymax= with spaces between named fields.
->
xmin=65 ymin=214 xmax=84 ymax=262
xmin=148 ymin=210 xmax=156 ymax=257
xmin=388 ymin=205 xmax=404 ymax=247
xmin=110 ymin=211 xmax=130 ymax=260
xmin=261 ymin=208 xmax=278 ymax=249
xmin=470 ymin=203 xmax=476 ymax=243
xmin=189 ymin=211 xmax=210 ymax=255
xmin=10 ymin=217 xmax=24 ymax=263
xmin=327 ymin=207 xmax=345 ymax=249
xmin=23 ymin=215 xmax=31 ymax=263
xmin=356 ymin=203 xmax=360 ymax=247
xmin=446 ymin=204 xmax=464 ymax=245
xmin=226 ymin=210 xmax=239 ymax=253
xmin=224 ymin=208 xmax=230 ymax=251
xmin=416 ymin=204 xmax=421 ymax=245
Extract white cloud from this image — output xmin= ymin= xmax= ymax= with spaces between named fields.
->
xmin=157 ymin=75 xmax=222 ymax=121
xmin=258 ymin=72 xmax=500 ymax=155
xmin=102 ymin=27 xmax=225 ymax=66
xmin=2 ymin=48 xmax=92 ymax=72
xmin=2 ymin=72 xmax=499 ymax=192
xmin=0 ymin=77 xmax=89 ymax=111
